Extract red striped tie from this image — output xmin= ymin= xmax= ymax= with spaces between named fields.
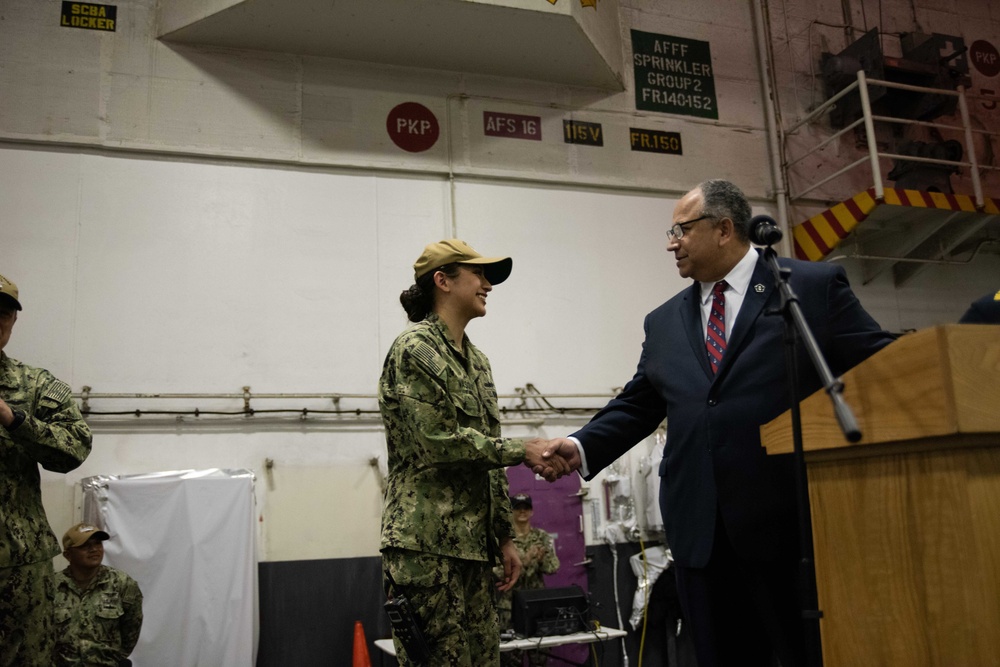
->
xmin=706 ymin=281 xmax=728 ymax=373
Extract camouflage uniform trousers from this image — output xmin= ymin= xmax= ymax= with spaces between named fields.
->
xmin=0 ymin=560 xmax=54 ymax=667
xmin=383 ymin=548 xmax=501 ymax=666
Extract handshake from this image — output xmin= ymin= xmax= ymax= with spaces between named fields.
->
xmin=523 ymin=438 xmax=581 ymax=482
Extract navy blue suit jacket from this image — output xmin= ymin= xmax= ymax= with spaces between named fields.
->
xmin=574 ymin=253 xmax=894 ymax=568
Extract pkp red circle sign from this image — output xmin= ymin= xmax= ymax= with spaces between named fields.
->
xmin=970 ymin=40 xmax=1000 ymax=78
xmin=387 ymin=102 xmax=440 ymax=153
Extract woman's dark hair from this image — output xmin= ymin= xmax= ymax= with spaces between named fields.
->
xmin=399 ymin=263 xmax=462 ymax=322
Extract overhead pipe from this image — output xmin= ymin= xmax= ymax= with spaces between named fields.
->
xmin=76 ymin=384 xmax=616 ymax=426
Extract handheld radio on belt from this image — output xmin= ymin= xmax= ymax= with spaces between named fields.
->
xmin=384 ymin=570 xmax=431 ymax=665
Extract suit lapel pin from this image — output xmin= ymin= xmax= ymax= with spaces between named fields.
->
xmin=754 ymin=283 xmax=765 ymax=293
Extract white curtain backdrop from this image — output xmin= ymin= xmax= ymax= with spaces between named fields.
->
xmin=82 ymin=469 xmax=258 ymax=667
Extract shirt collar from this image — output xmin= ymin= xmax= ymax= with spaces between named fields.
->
xmin=425 ymin=312 xmax=469 ymax=357
xmin=699 ymin=246 xmax=757 ymax=303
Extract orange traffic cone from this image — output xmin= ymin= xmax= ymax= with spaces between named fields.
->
xmin=352 ymin=620 xmax=372 ymax=667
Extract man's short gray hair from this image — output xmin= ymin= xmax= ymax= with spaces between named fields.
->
xmin=697 ymin=180 xmax=752 ymax=242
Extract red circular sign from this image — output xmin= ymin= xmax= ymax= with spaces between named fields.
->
xmin=386 ymin=102 xmax=440 ymax=153
xmin=970 ymin=40 xmax=1000 ymax=78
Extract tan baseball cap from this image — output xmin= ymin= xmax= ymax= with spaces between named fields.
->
xmin=62 ymin=522 xmax=110 ymax=550
xmin=0 ymin=273 xmax=21 ymax=310
xmin=413 ymin=239 xmax=512 ymax=285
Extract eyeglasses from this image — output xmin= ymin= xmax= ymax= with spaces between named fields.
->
xmin=667 ymin=215 xmax=712 ymax=241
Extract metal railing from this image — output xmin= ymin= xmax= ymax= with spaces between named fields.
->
xmin=784 ymin=70 xmax=999 ymax=207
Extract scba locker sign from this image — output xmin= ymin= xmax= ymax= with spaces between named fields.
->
xmin=60 ymin=2 xmax=116 ymax=31
xmin=387 ymin=102 xmax=440 ymax=153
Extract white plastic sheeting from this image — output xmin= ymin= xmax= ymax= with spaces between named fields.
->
xmin=641 ymin=431 xmax=666 ymax=533
xmin=81 ymin=469 xmax=258 ymax=667
xmin=628 ymin=545 xmax=672 ymax=630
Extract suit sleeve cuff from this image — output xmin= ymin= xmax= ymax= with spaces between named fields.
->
xmin=568 ymin=436 xmax=590 ymax=478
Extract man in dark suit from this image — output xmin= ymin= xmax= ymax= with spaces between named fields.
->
xmin=541 ymin=180 xmax=895 ymax=667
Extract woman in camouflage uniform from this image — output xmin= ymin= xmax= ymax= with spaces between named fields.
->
xmin=379 ymin=239 xmax=566 ymax=666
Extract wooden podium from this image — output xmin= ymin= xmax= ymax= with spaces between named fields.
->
xmin=761 ymin=325 xmax=1000 ymax=666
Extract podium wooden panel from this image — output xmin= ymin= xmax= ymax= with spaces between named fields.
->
xmin=761 ymin=325 xmax=1000 ymax=666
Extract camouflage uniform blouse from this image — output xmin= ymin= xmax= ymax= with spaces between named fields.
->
xmin=1 ymin=352 xmax=93 ymax=567
xmin=379 ymin=314 xmax=526 ymax=563
xmin=509 ymin=527 xmax=560 ymax=590
xmin=52 ymin=565 xmax=144 ymax=666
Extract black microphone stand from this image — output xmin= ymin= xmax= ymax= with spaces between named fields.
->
xmin=761 ymin=243 xmax=863 ymax=667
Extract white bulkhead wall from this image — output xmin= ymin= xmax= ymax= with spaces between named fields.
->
xmin=0 ymin=0 xmax=996 ymax=562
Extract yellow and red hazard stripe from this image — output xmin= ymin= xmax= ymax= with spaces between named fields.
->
xmin=792 ymin=188 xmax=1000 ymax=261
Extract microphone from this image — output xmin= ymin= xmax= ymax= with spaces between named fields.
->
xmin=749 ymin=215 xmax=783 ymax=246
